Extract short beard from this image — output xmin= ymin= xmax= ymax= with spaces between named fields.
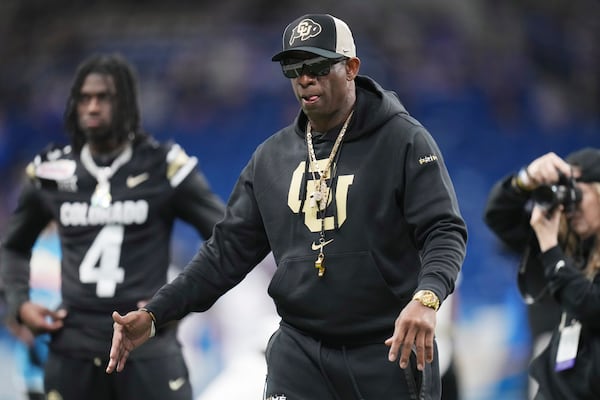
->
xmin=83 ymin=126 xmax=125 ymax=153
xmin=84 ymin=126 xmax=113 ymax=143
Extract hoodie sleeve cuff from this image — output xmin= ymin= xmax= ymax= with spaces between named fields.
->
xmin=539 ymin=245 xmax=565 ymax=277
xmin=5 ymin=291 xmax=29 ymax=323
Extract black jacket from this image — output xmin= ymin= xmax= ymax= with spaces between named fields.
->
xmin=483 ymin=174 xmax=562 ymax=338
xmin=529 ymin=246 xmax=600 ymax=399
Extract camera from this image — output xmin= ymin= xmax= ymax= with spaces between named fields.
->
xmin=531 ymin=173 xmax=582 ymax=213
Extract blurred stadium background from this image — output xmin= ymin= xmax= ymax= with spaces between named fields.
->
xmin=0 ymin=1 xmax=598 ymax=399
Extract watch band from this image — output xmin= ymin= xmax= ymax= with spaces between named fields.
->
xmin=138 ymin=307 xmax=156 ymax=338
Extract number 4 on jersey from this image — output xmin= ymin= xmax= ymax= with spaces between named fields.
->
xmin=79 ymin=225 xmax=125 ymax=298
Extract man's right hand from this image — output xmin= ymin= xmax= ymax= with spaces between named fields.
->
xmin=19 ymin=301 xmax=67 ymax=335
xmin=526 ymin=152 xmax=580 ymax=187
xmin=5 ymin=317 xmax=35 ymax=346
xmin=106 ymin=310 xmax=153 ymax=374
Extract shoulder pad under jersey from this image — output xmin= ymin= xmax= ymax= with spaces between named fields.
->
xmin=26 ymin=145 xmax=76 ymax=182
xmin=165 ymin=143 xmax=198 ymax=187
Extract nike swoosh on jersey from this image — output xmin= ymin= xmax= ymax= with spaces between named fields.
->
xmin=169 ymin=377 xmax=186 ymax=391
xmin=126 ymin=172 xmax=150 ymax=188
xmin=311 ymin=238 xmax=334 ymax=250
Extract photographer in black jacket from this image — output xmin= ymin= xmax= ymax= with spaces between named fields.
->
xmin=484 ymin=148 xmax=600 ymax=399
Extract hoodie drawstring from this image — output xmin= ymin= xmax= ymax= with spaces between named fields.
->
xmin=317 ymin=341 xmax=367 ymax=400
xmin=342 ymin=345 xmax=366 ymax=400
xmin=317 ymin=340 xmax=343 ymax=400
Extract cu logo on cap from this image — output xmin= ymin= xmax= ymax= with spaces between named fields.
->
xmin=290 ymin=19 xmax=322 ymax=45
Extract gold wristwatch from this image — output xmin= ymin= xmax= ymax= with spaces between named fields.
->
xmin=412 ymin=290 xmax=440 ymax=311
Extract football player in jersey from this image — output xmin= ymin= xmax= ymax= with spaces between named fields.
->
xmin=107 ymin=14 xmax=467 ymax=400
xmin=0 ymin=53 xmax=225 ymax=400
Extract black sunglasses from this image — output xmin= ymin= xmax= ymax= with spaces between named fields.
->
xmin=280 ymin=57 xmax=347 ymax=79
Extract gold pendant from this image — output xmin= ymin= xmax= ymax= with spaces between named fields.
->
xmin=315 ymin=253 xmax=325 ymax=277
xmin=309 ymin=190 xmax=322 ymax=208
xmin=91 ymin=182 xmax=112 ymax=208
xmin=319 ymin=182 xmax=328 ymax=210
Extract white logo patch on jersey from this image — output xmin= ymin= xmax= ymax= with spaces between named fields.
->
xmin=35 ymin=159 xmax=77 ymax=181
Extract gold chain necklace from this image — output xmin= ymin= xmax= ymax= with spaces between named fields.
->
xmin=81 ymin=143 xmax=132 ymax=208
xmin=305 ymin=110 xmax=354 ymax=277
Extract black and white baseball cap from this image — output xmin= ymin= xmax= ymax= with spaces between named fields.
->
xmin=566 ymin=147 xmax=600 ymax=183
xmin=272 ymin=14 xmax=356 ymax=61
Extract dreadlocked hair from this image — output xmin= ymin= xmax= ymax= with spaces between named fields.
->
xmin=64 ymin=53 xmax=147 ymax=152
xmin=558 ymin=182 xmax=600 ymax=280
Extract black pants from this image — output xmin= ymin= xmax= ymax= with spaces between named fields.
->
xmin=264 ymin=323 xmax=441 ymax=400
xmin=44 ymin=350 xmax=193 ymax=400
xmin=441 ymin=359 xmax=460 ymax=400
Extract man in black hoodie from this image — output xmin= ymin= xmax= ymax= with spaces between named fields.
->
xmin=107 ymin=14 xmax=467 ymax=399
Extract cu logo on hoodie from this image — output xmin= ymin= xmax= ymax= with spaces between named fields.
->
xmin=289 ymin=19 xmax=322 ymax=45
xmin=287 ymin=160 xmax=354 ymax=232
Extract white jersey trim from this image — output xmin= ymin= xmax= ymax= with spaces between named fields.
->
xmin=170 ymin=156 xmax=197 ymax=188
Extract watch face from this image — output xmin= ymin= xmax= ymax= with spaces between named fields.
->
xmin=422 ymin=293 xmax=434 ymax=305
xmin=414 ymin=290 xmax=439 ymax=310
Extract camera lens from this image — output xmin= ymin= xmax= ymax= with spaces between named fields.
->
xmin=531 ymin=183 xmax=582 ymax=213
xmin=531 ymin=185 xmax=560 ymax=211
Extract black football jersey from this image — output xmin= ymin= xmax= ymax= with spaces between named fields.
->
xmin=1 ymin=136 xmax=225 ymax=356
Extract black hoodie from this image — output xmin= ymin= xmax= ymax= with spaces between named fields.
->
xmin=148 ymin=75 xmax=467 ymax=343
